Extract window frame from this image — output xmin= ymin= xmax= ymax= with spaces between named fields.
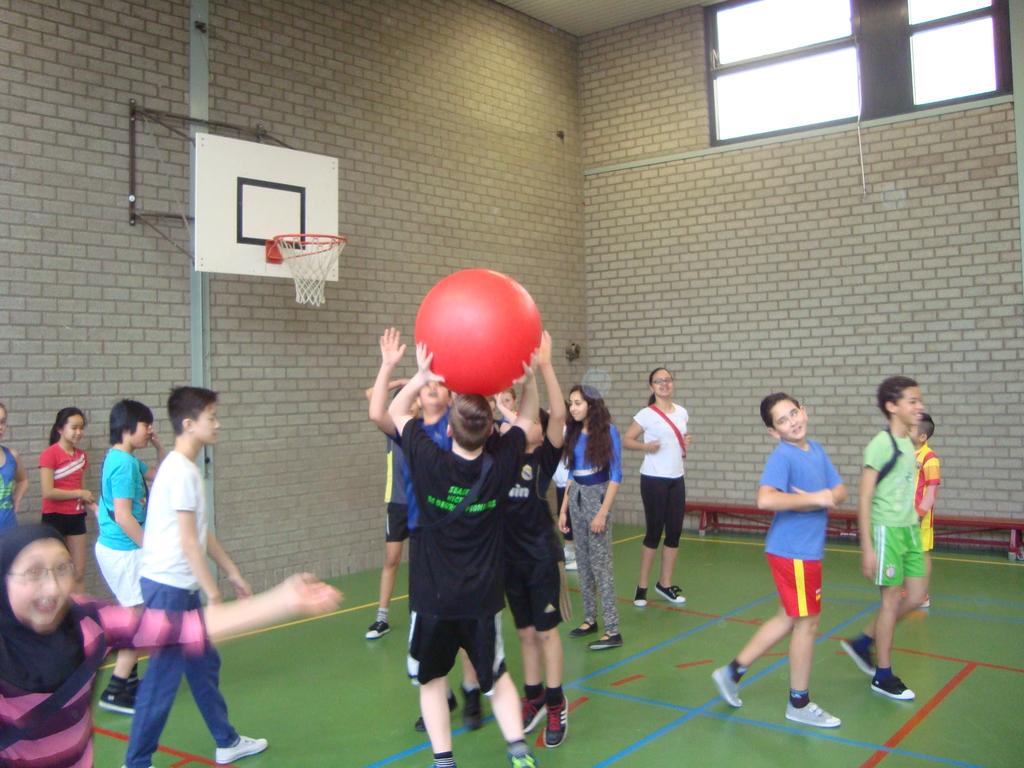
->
xmin=705 ymin=0 xmax=1012 ymax=145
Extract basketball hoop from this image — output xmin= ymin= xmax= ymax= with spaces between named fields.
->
xmin=265 ymin=234 xmax=347 ymax=307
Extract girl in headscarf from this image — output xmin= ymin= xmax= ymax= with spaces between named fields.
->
xmin=0 ymin=524 xmax=340 ymax=767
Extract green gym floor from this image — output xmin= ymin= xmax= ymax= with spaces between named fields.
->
xmin=92 ymin=527 xmax=1023 ymax=767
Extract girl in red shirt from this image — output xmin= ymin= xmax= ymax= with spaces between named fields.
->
xmin=38 ymin=408 xmax=96 ymax=593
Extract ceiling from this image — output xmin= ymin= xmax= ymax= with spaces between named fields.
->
xmin=496 ymin=0 xmax=707 ymax=37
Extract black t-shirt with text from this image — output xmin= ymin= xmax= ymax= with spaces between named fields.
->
xmin=402 ymin=419 xmax=526 ymax=618
xmin=502 ymin=436 xmax=563 ymax=564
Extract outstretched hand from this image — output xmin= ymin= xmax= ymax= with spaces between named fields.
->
xmin=536 ymin=330 xmax=552 ymax=367
xmin=279 ymin=573 xmax=343 ymax=617
xmin=380 ymin=327 xmax=407 ymax=368
xmin=415 ymin=342 xmax=445 ymax=383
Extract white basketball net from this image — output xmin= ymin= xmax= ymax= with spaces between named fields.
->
xmin=272 ymin=235 xmax=346 ymax=307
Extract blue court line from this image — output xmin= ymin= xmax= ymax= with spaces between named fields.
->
xmin=577 ymin=685 xmax=980 ymax=768
xmin=364 ymin=592 xmax=777 ymax=767
xmin=567 ymin=591 xmax=779 ymax=688
xmin=590 ymin=605 xmax=880 ymax=767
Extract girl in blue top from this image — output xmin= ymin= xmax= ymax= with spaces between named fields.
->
xmin=558 ymin=385 xmax=623 ymax=650
xmin=0 ymin=403 xmax=29 ymax=533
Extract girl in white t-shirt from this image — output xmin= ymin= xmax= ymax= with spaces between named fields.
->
xmin=622 ymin=367 xmax=692 ymax=607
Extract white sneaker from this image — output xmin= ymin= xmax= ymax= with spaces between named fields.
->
xmin=564 ymin=558 xmax=578 ymax=572
xmin=711 ymin=665 xmax=742 ymax=707
xmin=785 ymin=702 xmax=841 ymax=728
xmin=919 ymin=596 xmax=931 ymax=609
xmin=216 ymin=735 xmax=268 ymax=764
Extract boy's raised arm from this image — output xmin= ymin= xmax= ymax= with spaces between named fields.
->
xmin=389 ymin=343 xmax=443 ymax=436
xmin=511 ymin=357 xmax=539 ymax=436
xmin=536 ymin=331 xmax=566 ymax=447
xmin=369 ymin=327 xmax=408 ymax=435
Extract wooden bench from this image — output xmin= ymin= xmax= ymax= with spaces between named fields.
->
xmin=686 ymin=500 xmax=1024 ymax=559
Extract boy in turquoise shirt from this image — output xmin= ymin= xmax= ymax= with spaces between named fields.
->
xmin=841 ymin=376 xmax=927 ymax=701
xmin=95 ymin=399 xmax=165 ymax=714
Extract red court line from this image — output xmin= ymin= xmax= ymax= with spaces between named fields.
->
xmin=829 ymin=642 xmax=1024 ymax=675
xmin=675 ymin=659 xmax=713 ymax=670
xmin=534 ymin=695 xmax=589 ymax=748
xmin=858 ymin=663 xmax=977 ymax=768
xmin=93 ymin=725 xmax=220 ymax=766
xmin=611 ymin=674 xmax=646 ymax=687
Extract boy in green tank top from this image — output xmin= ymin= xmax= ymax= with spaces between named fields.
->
xmin=840 ymin=376 xmax=927 ymax=702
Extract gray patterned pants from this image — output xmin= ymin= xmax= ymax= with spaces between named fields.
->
xmin=568 ymin=481 xmax=619 ymax=634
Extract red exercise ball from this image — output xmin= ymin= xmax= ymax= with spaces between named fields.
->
xmin=415 ymin=269 xmax=542 ymax=396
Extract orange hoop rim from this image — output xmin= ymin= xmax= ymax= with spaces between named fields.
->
xmin=265 ymin=233 xmax=347 ymax=264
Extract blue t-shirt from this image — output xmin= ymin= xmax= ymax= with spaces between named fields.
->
xmin=570 ymin=425 xmax=623 ymax=484
xmin=97 ymin=448 xmax=149 ymax=551
xmin=0 ymin=446 xmax=16 ymax=531
xmin=399 ymin=411 xmax=451 ymax=529
xmin=760 ymin=439 xmax=842 ymax=561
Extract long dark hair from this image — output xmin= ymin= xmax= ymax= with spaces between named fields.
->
xmin=49 ymin=407 xmax=85 ymax=446
xmin=564 ymin=385 xmax=614 ymax=471
xmin=647 ymin=367 xmax=671 ymax=406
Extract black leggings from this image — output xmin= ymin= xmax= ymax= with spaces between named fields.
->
xmin=640 ymin=475 xmax=686 ymax=549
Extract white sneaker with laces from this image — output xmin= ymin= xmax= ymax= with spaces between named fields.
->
xmin=711 ymin=665 xmax=742 ymax=707
xmin=785 ymin=702 xmax=841 ymax=728
xmin=216 ymin=735 xmax=268 ymax=764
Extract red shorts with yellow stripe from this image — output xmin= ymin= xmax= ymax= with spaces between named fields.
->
xmin=766 ymin=554 xmax=822 ymax=617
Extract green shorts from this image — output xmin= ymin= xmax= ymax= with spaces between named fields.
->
xmin=871 ymin=524 xmax=925 ymax=587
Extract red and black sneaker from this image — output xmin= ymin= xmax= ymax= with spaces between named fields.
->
xmin=522 ymin=694 xmax=546 ymax=732
xmin=543 ymin=698 xmax=568 ymax=748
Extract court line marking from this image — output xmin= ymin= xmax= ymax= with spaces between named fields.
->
xmin=92 ymin=725 xmax=218 ymax=766
xmin=365 ymin=592 xmax=779 ymax=767
xmin=589 ymin=605 xmax=874 ymax=766
xmin=859 ymin=663 xmax=978 ymax=768
xmin=575 ymin=685 xmax=979 ymax=768
xmin=683 ymin=533 xmax=1022 ymax=568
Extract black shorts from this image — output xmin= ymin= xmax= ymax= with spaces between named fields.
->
xmin=407 ymin=611 xmax=507 ymax=693
xmin=505 ymin=559 xmax=562 ymax=631
xmin=385 ymin=502 xmax=409 ymax=543
xmin=41 ymin=512 xmax=87 ymax=537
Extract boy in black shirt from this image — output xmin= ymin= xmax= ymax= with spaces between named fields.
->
xmin=389 ymin=343 xmax=540 ymax=768
xmin=502 ymin=331 xmax=570 ymax=748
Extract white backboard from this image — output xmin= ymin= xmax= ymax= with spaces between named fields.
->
xmin=194 ymin=133 xmax=339 ymax=279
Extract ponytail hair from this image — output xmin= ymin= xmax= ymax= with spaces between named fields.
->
xmin=647 ymin=367 xmax=671 ymax=407
xmin=49 ymin=407 xmax=86 ymax=445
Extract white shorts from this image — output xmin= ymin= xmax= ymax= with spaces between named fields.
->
xmin=95 ymin=542 xmax=143 ymax=607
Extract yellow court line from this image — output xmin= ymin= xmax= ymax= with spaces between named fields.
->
xmin=677 ymin=533 xmax=1021 ymax=568
xmin=99 ymin=531 xmax=1017 ymax=670
xmin=98 ymin=596 xmax=410 ymax=670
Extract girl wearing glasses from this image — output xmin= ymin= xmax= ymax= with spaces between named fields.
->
xmin=0 ymin=524 xmax=340 ymax=767
xmin=623 ymin=367 xmax=692 ymax=608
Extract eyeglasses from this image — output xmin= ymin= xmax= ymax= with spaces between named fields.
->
xmin=774 ymin=408 xmax=801 ymax=427
xmin=7 ymin=562 xmax=76 ymax=583
xmin=651 ymin=377 xmax=673 ymax=385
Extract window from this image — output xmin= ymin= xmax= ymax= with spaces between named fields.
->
xmin=706 ymin=0 xmax=1011 ymax=143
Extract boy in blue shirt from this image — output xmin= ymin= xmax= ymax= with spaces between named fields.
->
xmin=94 ymin=399 xmax=165 ymax=714
xmin=713 ymin=393 xmax=846 ymax=727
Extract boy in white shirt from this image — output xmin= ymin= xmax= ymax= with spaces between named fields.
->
xmin=124 ymin=386 xmax=267 ymax=768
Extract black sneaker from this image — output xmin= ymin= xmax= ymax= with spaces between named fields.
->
xmin=98 ymin=685 xmax=136 ymax=715
xmin=840 ymin=639 xmax=876 ymax=677
xmin=522 ymin=694 xmax=546 ymax=733
xmin=365 ymin=620 xmax=390 ymax=640
xmin=462 ymin=687 xmax=483 ymax=731
xmin=588 ymin=633 xmax=623 ymax=651
xmin=654 ymin=583 xmax=686 ymax=604
xmin=544 ymin=698 xmax=567 ymax=748
xmin=633 ymin=586 xmax=648 ymax=607
xmin=568 ymin=622 xmax=598 ymax=638
xmin=871 ymin=675 xmax=915 ymax=701
xmin=414 ymin=689 xmax=458 ymax=731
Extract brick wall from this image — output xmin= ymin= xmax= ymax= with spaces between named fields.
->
xmin=580 ymin=9 xmax=1023 ymax=522
xmin=1 ymin=0 xmax=585 ymax=593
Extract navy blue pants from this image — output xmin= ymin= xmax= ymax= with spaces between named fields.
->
xmin=124 ymin=578 xmax=238 ymax=767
